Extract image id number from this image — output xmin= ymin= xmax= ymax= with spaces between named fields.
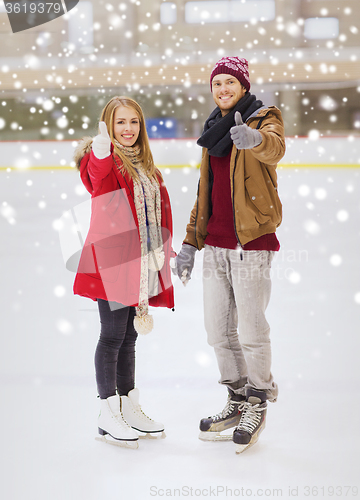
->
xmin=5 ymin=2 xmax=62 ymax=14
xmin=304 ymin=486 xmax=359 ymax=497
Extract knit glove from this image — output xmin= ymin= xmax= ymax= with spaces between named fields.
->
xmin=230 ymin=111 xmax=262 ymax=150
xmin=92 ymin=121 xmax=111 ymax=159
xmin=171 ymin=244 xmax=197 ymax=286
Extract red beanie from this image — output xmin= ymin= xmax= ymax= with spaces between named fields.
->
xmin=210 ymin=57 xmax=251 ymax=92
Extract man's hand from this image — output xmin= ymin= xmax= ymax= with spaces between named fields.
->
xmin=171 ymin=244 xmax=197 ymax=286
xmin=92 ymin=121 xmax=111 ymax=159
xmin=230 ymin=111 xmax=262 ymax=150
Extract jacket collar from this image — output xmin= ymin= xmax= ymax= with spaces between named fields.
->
xmin=247 ymin=105 xmax=267 ymax=121
xmin=247 ymin=105 xmax=282 ymax=120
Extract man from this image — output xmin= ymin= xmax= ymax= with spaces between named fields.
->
xmin=173 ymin=56 xmax=285 ymax=454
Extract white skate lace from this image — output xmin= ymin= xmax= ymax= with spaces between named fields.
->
xmin=133 ymin=404 xmax=154 ymax=422
xmin=212 ymin=396 xmax=239 ymax=422
xmin=236 ymin=402 xmax=265 ymax=433
xmin=107 ymin=408 xmax=133 ymax=431
xmin=114 ymin=412 xmax=132 ymax=429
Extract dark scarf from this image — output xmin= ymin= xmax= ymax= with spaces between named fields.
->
xmin=197 ymin=92 xmax=264 ymax=157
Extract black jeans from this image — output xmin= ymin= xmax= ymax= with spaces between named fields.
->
xmin=95 ymin=299 xmax=138 ymax=399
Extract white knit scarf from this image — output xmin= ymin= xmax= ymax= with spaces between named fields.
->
xmin=114 ymin=140 xmax=164 ymax=334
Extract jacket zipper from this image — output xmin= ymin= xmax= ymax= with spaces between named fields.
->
xmin=232 ymin=149 xmax=243 ymax=260
xmin=195 ymin=155 xmax=213 ymax=249
xmin=231 ymin=112 xmax=269 ymax=260
xmin=193 ymin=178 xmax=201 ymax=248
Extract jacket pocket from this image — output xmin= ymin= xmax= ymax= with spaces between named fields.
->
xmin=91 ymin=230 xmax=141 ymax=283
xmin=245 ymin=176 xmax=271 ymax=222
xmin=76 ymin=242 xmax=100 ymax=278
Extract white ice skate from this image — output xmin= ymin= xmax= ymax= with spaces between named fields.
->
xmin=121 ymin=388 xmax=166 ymax=439
xmin=96 ymin=394 xmax=139 ymax=449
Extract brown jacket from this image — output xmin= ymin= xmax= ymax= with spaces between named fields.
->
xmin=184 ymin=106 xmax=285 ymax=248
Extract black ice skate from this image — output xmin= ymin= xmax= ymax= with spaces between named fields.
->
xmin=199 ymin=390 xmax=246 ymax=441
xmin=233 ymin=390 xmax=267 ymax=454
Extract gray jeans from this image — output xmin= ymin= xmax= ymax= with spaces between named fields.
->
xmin=203 ymin=244 xmax=278 ymax=402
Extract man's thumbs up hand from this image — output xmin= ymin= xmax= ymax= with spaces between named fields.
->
xmin=230 ymin=111 xmax=262 ymax=150
xmin=92 ymin=121 xmax=111 ymax=159
xmin=234 ymin=111 xmax=243 ymax=126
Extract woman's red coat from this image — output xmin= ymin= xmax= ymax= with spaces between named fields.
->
xmin=73 ymin=149 xmax=174 ymax=309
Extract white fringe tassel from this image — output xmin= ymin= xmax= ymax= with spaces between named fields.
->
xmin=134 ymin=314 xmax=154 ymax=335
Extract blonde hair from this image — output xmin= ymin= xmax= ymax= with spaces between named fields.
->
xmin=99 ymin=96 xmax=156 ymax=180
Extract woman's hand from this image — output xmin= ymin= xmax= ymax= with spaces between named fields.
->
xmin=92 ymin=121 xmax=111 ymax=159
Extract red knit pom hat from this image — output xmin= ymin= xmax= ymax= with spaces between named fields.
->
xmin=210 ymin=57 xmax=251 ymax=92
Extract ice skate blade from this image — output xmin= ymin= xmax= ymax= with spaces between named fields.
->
xmin=234 ymin=422 xmax=265 ymax=454
xmin=235 ymin=437 xmax=258 ymax=454
xmin=95 ymin=435 xmax=139 ymax=449
xmin=199 ymin=431 xmax=233 ymax=442
xmin=137 ymin=431 xmax=166 ymax=440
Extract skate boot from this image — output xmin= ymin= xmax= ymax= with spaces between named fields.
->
xmin=199 ymin=390 xmax=246 ymax=441
xmin=96 ymin=394 xmax=139 ymax=449
xmin=233 ymin=389 xmax=267 ymax=454
xmin=120 ymin=388 xmax=165 ymax=439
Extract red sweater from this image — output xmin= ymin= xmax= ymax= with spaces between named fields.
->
xmin=205 ymin=151 xmax=280 ymax=251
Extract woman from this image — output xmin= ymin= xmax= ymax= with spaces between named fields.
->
xmin=73 ymin=96 xmax=174 ymax=449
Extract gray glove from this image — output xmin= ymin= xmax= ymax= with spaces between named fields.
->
xmin=172 ymin=244 xmax=197 ymax=286
xmin=230 ymin=111 xmax=262 ymax=150
xmin=92 ymin=121 xmax=111 ymax=159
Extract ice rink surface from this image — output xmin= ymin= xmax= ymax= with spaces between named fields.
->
xmin=1 ymin=166 xmax=359 ymax=500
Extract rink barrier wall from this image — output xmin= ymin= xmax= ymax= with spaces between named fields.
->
xmin=0 ymin=137 xmax=359 ymax=170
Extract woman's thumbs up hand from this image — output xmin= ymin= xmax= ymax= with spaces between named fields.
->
xmin=92 ymin=121 xmax=111 ymax=159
